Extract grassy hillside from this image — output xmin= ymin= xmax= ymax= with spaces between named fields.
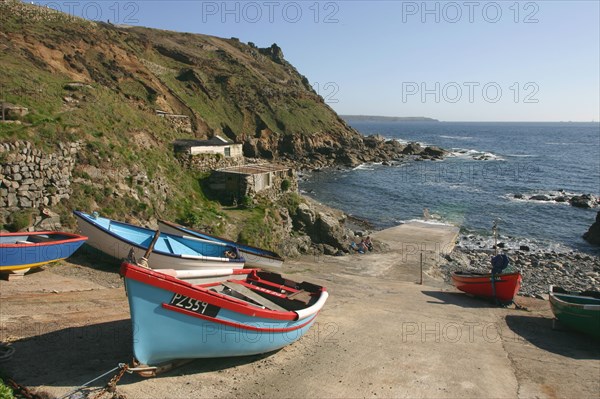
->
xmin=0 ymin=0 xmax=354 ymax=248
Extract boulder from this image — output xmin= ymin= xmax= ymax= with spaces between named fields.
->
xmin=530 ymin=194 xmax=551 ymax=201
xmin=570 ymin=194 xmax=597 ymax=209
xmin=422 ymin=146 xmax=447 ymax=158
xmin=583 ymin=211 xmax=600 ymax=246
xmin=314 ymin=212 xmax=347 ymax=249
xmin=402 ymin=142 xmax=423 ymax=155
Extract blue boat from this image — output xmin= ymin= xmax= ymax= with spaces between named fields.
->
xmin=159 ymin=219 xmax=284 ymax=268
xmin=74 ymin=211 xmax=245 ymax=270
xmin=121 ymin=261 xmax=328 ymax=367
xmin=0 ymin=231 xmax=87 ymax=273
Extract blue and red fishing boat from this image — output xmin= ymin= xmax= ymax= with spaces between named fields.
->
xmin=121 ymin=261 xmax=328 ymax=368
xmin=0 ymin=231 xmax=87 ymax=273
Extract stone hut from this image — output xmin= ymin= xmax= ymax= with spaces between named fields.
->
xmin=208 ymin=163 xmax=297 ymax=203
xmin=173 ymin=136 xmax=243 ymax=158
xmin=174 ymin=136 xmax=245 ymax=172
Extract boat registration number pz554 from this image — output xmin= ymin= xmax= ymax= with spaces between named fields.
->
xmin=169 ymin=293 xmax=220 ymax=317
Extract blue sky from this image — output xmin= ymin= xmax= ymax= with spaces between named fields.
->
xmin=37 ymin=1 xmax=600 ymax=122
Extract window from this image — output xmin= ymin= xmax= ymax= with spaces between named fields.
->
xmin=224 ymin=147 xmax=231 ymax=157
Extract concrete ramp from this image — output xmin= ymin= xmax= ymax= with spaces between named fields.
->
xmin=372 ymin=221 xmax=459 ymax=255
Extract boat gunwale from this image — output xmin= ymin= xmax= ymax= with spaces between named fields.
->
xmin=0 ymin=231 xmax=88 ymax=248
xmin=74 ymin=211 xmax=244 ymax=264
xmin=549 ymin=286 xmax=600 ymax=311
xmin=121 ymin=262 xmax=327 ymax=321
xmin=159 ymin=219 xmax=284 ymax=262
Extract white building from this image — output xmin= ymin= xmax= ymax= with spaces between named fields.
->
xmin=173 ymin=136 xmax=243 ymax=158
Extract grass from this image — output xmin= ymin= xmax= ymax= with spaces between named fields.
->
xmin=0 ymin=0 xmax=354 ymax=248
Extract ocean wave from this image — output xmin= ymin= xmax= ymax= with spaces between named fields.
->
xmin=392 ymin=138 xmax=433 ymax=147
xmin=398 ymin=218 xmax=457 ymax=227
xmin=449 ymin=148 xmax=505 ymax=161
xmin=352 ymin=162 xmax=383 ymax=171
xmin=545 ymin=142 xmax=586 ymax=145
xmin=439 ymin=135 xmax=473 ymax=140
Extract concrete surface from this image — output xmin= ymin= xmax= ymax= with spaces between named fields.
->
xmin=1 ymin=222 xmax=598 ymax=398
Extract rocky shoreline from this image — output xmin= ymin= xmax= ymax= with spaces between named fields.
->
xmin=440 ymin=246 xmax=600 ymax=299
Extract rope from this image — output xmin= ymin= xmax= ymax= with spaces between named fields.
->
xmin=58 ymin=364 xmax=126 ymax=399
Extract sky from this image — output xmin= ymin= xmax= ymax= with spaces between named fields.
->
xmin=32 ymin=1 xmax=600 ymax=122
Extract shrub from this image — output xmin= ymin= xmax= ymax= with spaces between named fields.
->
xmin=7 ymin=210 xmax=33 ymax=231
xmin=281 ymin=179 xmax=291 ymax=192
xmin=0 ymin=378 xmax=15 ymax=399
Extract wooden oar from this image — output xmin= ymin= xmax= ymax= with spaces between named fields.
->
xmin=137 ymin=230 xmax=161 ymax=268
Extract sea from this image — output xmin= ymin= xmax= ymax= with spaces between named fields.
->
xmin=299 ymin=121 xmax=600 ymax=254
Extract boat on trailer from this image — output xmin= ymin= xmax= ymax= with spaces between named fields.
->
xmin=158 ymin=219 xmax=284 ymax=268
xmin=0 ymin=231 xmax=87 ymax=274
xmin=549 ymin=285 xmax=600 ymax=339
xmin=121 ymin=261 xmax=328 ymax=370
xmin=74 ymin=211 xmax=244 ymax=270
xmin=451 ymin=271 xmax=522 ymax=303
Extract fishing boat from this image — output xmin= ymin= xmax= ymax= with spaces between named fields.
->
xmin=0 ymin=231 xmax=87 ymax=273
xmin=158 ymin=219 xmax=284 ymax=268
xmin=74 ymin=211 xmax=244 ymax=270
xmin=451 ymin=271 xmax=522 ymax=303
xmin=549 ymin=285 xmax=600 ymax=339
xmin=121 ymin=261 xmax=328 ymax=368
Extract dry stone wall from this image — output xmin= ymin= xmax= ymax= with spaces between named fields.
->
xmin=0 ymin=140 xmax=81 ymax=210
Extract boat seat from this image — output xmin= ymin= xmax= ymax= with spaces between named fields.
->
xmin=221 ymin=282 xmax=287 ymax=312
xmin=287 ymin=290 xmax=312 ymax=304
xmin=27 ymin=235 xmax=53 ymax=243
xmin=16 ymin=240 xmax=35 ymax=245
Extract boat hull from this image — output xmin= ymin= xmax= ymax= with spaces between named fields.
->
xmin=74 ymin=212 xmax=244 ymax=270
xmin=549 ymin=287 xmax=600 ymax=339
xmin=159 ymin=220 xmax=284 ymax=268
xmin=121 ymin=263 xmax=327 ymax=365
xmin=451 ymin=271 xmax=522 ymax=303
xmin=0 ymin=232 xmax=87 ymax=272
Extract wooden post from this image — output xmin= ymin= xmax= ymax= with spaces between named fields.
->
xmin=420 ymin=252 xmax=423 ymax=285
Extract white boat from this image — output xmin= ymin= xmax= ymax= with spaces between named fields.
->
xmin=74 ymin=211 xmax=245 ymax=270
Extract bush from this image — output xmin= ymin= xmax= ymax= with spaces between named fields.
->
xmin=6 ymin=210 xmax=33 ymax=232
xmin=281 ymin=179 xmax=291 ymax=192
xmin=239 ymin=195 xmax=253 ymax=209
xmin=0 ymin=378 xmax=15 ymax=399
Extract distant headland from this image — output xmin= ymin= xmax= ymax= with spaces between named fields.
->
xmin=341 ymin=115 xmax=439 ymax=122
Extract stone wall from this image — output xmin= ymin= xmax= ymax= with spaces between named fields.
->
xmin=0 ymin=140 xmax=81 ymax=210
xmin=177 ymin=153 xmax=245 ymax=173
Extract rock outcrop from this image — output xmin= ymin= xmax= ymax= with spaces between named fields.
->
xmin=583 ymin=211 xmax=600 ymax=246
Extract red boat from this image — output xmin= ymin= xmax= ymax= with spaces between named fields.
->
xmin=451 ymin=271 xmax=522 ymax=303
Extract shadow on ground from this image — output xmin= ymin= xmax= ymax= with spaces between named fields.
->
xmin=421 ymin=290 xmax=506 ymax=309
xmin=0 ymin=319 xmax=281 ymax=389
xmin=505 ymin=315 xmax=600 ymax=359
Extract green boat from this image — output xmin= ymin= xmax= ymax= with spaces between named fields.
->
xmin=549 ymin=286 xmax=600 ymax=339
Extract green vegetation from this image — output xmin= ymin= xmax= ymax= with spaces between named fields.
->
xmin=0 ymin=378 xmax=14 ymax=399
xmin=0 ymin=1 xmax=353 ymax=247
xmin=6 ymin=210 xmax=34 ymax=232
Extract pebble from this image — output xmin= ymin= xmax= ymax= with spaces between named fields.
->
xmin=441 ymin=247 xmax=600 ymax=297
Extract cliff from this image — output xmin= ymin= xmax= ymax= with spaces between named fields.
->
xmin=1 ymin=1 xmax=404 ymax=253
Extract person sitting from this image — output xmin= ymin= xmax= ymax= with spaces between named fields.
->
xmin=358 ymin=239 xmax=368 ymax=254
xmin=364 ymin=236 xmax=373 ymax=251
